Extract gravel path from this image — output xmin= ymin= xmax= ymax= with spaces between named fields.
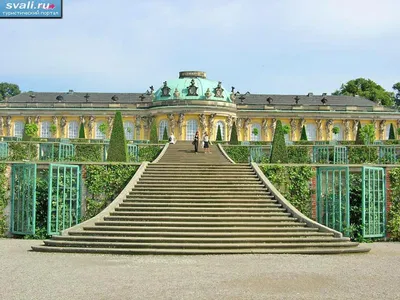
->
xmin=0 ymin=240 xmax=399 ymax=300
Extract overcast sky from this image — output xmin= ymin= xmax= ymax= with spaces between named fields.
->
xmin=1 ymin=0 xmax=399 ymax=95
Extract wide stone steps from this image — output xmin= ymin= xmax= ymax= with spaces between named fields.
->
xmin=41 ymin=240 xmax=357 ymax=250
xmin=70 ymin=230 xmax=333 ymax=237
xmin=51 ymin=235 xmax=348 ymax=244
xmin=32 ymin=141 xmax=370 ymax=255
xmin=95 ymin=221 xmax=305 ymax=227
xmin=118 ymin=202 xmax=282 ymax=208
xmin=84 ymin=225 xmax=316 ymax=232
xmin=109 ymin=211 xmax=291 ymax=217
xmin=115 ymin=207 xmax=286 ymax=212
xmin=103 ymin=216 xmax=297 ymax=222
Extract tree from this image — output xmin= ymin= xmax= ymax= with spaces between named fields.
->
xmin=355 ymin=124 xmax=363 ymax=145
xmin=79 ymin=123 xmax=85 ymax=139
xmin=270 ymin=120 xmax=288 ymax=163
xmin=162 ymin=126 xmax=168 ymax=140
xmin=360 ymin=124 xmax=375 ymax=145
xmin=300 ymin=125 xmax=308 ymax=141
xmin=332 ymin=78 xmax=394 ymax=106
xmin=22 ymin=123 xmax=38 ymax=141
xmin=229 ymin=122 xmax=238 ymax=145
xmin=107 ymin=111 xmax=128 ymax=162
xmin=332 ymin=126 xmax=340 ymax=135
xmin=389 ymin=123 xmax=395 ymax=140
xmin=150 ymin=120 xmax=158 ymax=143
xmin=216 ymin=125 xmax=222 ymax=141
xmin=393 ymin=82 xmax=400 ymax=105
xmin=0 ymin=82 xmax=20 ymax=101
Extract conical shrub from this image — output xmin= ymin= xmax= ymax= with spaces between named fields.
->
xmin=270 ymin=120 xmax=288 ymax=163
xmin=79 ymin=123 xmax=85 ymax=139
xmin=150 ymin=120 xmax=158 ymax=143
xmin=107 ymin=111 xmax=128 ymax=162
xmin=389 ymin=123 xmax=395 ymax=140
xmin=216 ymin=125 xmax=222 ymax=141
xmin=162 ymin=126 xmax=168 ymax=140
xmin=229 ymin=122 xmax=238 ymax=145
xmin=355 ymin=124 xmax=363 ymax=145
xmin=300 ymin=125 xmax=308 ymax=141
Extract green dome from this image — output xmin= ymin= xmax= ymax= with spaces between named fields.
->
xmin=153 ymin=71 xmax=232 ymax=103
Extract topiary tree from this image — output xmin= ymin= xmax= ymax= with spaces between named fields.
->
xmin=389 ymin=123 xmax=395 ymax=140
xmin=79 ymin=123 xmax=85 ymax=139
xmin=216 ymin=125 xmax=222 ymax=141
xmin=270 ymin=120 xmax=288 ymax=163
xmin=150 ymin=120 xmax=158 ymax=143
xmin=229 ymin=122 xmax=238 ymax=145
xmin=360 ymin=124 xmax=375 ymax=145
xmin=107 ymin=111 xmax=128 ymax=162
xmin=162 ymin=126 xmax=168 ymax=141
xmin=300 ymin=125 xmax=308 ymax=141
xmin=355 ymin=124 xmax=363 ymax=145
xmin=22 ymin=123 xmax=38 ymax=141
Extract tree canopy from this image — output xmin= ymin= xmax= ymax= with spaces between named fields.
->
xmin=0 ymin=82 xmax=21 ymax=101
xmin=393 ymin=82 xmax=400 ymax=103
xmin=332 ymin=78 xmax=394 ymax=106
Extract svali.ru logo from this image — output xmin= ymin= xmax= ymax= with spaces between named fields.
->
xmin=5 ymin=1 xmax=56 ymax=10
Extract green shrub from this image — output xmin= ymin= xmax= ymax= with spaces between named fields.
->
xmin=287 ymin=146 xmax=311 ymax=163
xmin=388 ymin=168 xmax=400 ymax=240
xmin=360 ymin=124 xmax=375 ymax=144
xmin=0 ymin=164 xmax=7 ymax=236
xmin=162 ymin=126 xmax=168 ymax=141
xmin=150 ymin=120 xmax=158 ymax=143
xmin=216 ymin=125 xmax=222 ymax=141
xmin=348 ymin=146 xmax=378 ymax=164
xmin=300 ymin=125 xmax=308 ymax=141
xmin=23 ymin=123 xmax=38 ymax=141
xmin=389 ymin=123 xmax=395 ymax=140
xmin=138 ymin=145 xmax=162 ymax=162
xmin=270 ymin=120 xmax=288 ymax=163
xmin=8 ymin=142 xmax=38 ymax=161
xmin=224 ymin=146 xmax=249 ymax=163
xmin=107 ymin=111 xmax=128 ymax=162
xmin=260 ymin=165 xmax=314 ymax=217
xmin=79 ymin=123 xmax=85 ymax=139
xmin=355 ymin=124 xmax=363 ymax=145
xmin=229 ymin=122 xmax=238 ymax=145
xmin=74 ymin=144 xmax=103 ymax=162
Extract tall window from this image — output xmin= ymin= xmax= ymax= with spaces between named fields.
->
xmin=41 ymin=121 xmax=51 ymax=138
xmin=306 ymin=123 xmax=317 ymax=141
xmin=215 ymin=121 xmax=225 ymax=140
xmin=186 ymin=119 xmax=198 ymax=141
xmin=332 ymin=124 xmax=344 ymax=141
xmin=386 ymin=123 xmax=393 ymax=140
xmin=95 ymin=122 xmax=106 ymax=139
xmin=68 ymin=121 xmax=78 ymax=138
xmin=158 ymin=120 xmax=168 ymax=140
xmin=124 ymin=121 xmax=134 ymax=140
xmin=14 ymin=121 xmax=24 ymax=138
xmin=282 ymin=122 xmax=290 ymax=143
xmin=250 ymin=123 xmax=261 ymax=141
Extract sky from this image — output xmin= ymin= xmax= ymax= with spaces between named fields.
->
xmin=1 ymin=0 xmax=399 ymax=95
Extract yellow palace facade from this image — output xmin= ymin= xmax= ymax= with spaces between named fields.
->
xmin=2 ymin=71 xmax=399 ymax=142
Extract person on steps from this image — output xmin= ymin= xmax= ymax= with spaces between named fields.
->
xmin=193 ymin=131 xmax=199 ymax=153
xmin=203 ymin=132 xmax=211 ymax=154
xmin=168 ymin=133 xmax=176 ymax=144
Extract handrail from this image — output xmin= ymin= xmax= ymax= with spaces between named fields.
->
xmin=217 ymin=144 xmax=235 ymax=164
xmin=251 ymin=162 xmax=343 ymax=238
xmin=152 ymin=143 xmax=169 ymax=163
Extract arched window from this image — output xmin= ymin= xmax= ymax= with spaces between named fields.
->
xmin=124 ymin=121 xmax=134 ymax=140
xmin=41 ymin=121 xmax=51 ymax=138
xmin=158 ymin=120 xmax=168 ymax=140
xmin=186 ymin=119 xmax=198 ymax=141
xmin=215 ymin=121 xmax=225 ymax=140
xmin=14 ymin=121 xmax=24 ymax=138
xmin=305 ymin=123 xmax=317 ymax=141
xmin=250 ymin=123 xmax=261 ymax=141
xmin=95 ymin=122 xmax=106 ymax=139
xmin=68 ymin=121 xmax=78 ymax=138
xmin=332 ymin=124 xmax=344 ymax=141
xmin=282 ymin=122 xmax=290 ymax=143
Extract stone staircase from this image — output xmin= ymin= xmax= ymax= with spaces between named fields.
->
xmin=32 ymin=142 xmax=370 ymax=254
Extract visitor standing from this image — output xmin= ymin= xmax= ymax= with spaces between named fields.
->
xmin=168 ymin=133 xmax=176 ymax=144
xmin=203 ymin=132 xmax=211 ymax=154
xmin=193 ymin=131 xmax=199 ymax=153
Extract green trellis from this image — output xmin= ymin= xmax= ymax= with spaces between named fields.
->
xmin=128 ymin=144 xmax=139 ymax=162
xmin=10 ymin=163 xmax=37 ymax=235
xmin=362 ymin=166 xmax=386 ymax=238
xmin=58 ymin=143 xmax=75 ymax=161
xmin=334 ymin=146 xmax=348 ymax=164
xmin=47 ymin=164 xmax=81 ymax=235
xmin=316 ymin=166 xmax=350 ymax=234
xmin=0 ymin=142 xmax=8 ymax=159
xmin=379 ymin=146 xmax=397 ymax=164
xmin=313 ymin=146 xmax=330 ymax=164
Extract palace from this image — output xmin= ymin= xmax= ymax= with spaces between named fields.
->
xmin=2 ymin=71 xmax=399 ymax=142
